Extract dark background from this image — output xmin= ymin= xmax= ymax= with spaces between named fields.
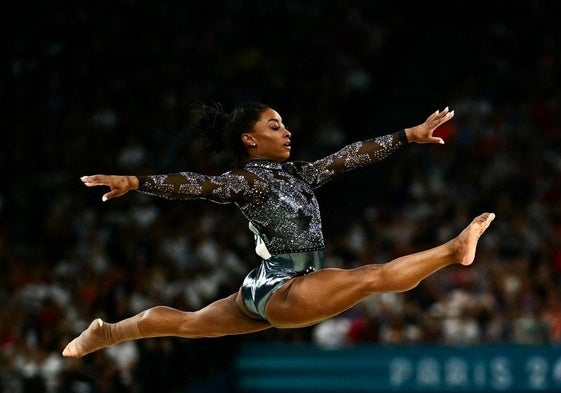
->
xmin=1 ymin=1 xmax=560 ymax=392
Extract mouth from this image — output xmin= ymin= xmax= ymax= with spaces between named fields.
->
xmin=284 ymin=140 xmax=291 ymax=148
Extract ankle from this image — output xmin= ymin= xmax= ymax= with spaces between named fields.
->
xmin=445 ymin=238 xmax=462 ymax=264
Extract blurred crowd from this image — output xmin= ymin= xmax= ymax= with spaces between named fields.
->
xmin=2 ymin=1 xmax=561 ymax=392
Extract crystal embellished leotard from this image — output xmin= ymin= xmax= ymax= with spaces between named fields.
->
xmin=137 ymin=131 xmax=408 ymax=320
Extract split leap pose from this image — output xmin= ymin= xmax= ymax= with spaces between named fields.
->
xmin=63 ymin=103 xmax=494 ymax=358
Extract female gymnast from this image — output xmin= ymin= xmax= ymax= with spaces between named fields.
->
xmin=63 ymin=103 xmax=495 ymax=358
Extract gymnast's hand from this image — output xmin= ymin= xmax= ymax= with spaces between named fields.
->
xmin=405 ymin=106 xmax=454 ymax=144
xmin=81 ymin=175 xmax=139 ymax=202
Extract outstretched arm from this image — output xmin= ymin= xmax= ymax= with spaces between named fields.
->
xmin=81 ymin=170 xmax=267 ymax=205
xmin=291 ymin=107 xmax=454 ymax=188
xmin=81 ymin=175 xmax=139 ymax=202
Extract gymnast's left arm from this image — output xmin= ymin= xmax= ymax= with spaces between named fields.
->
xmin=292 ymin=107 xmax=454 ymax=188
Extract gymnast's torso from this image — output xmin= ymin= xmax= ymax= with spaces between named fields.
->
xmin=137 ymin=131 xmax=407 ymax=255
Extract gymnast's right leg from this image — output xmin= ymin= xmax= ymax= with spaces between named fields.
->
xmin=62 ymin=293 xmax=271 ymax=358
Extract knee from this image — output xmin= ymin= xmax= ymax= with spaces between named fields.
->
xmin=360 ymin=264 xmax=387 ymax=292
xmin=371 ymin=264 xmax=419 ymax=293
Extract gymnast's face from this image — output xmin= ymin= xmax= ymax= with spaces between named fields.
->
xmin=242 ymin=108 xmax=292 ymax=162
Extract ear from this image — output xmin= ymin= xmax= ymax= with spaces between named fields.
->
xmin=241 ymin=133 xmax=257 ymax=147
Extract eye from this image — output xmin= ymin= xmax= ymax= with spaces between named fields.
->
xmin=268 ymin=119 xmax=283 ymax=130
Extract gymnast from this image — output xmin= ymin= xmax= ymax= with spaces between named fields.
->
xmin=63 ymin=103 xmax=494 ymax=357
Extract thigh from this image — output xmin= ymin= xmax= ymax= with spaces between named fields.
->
xmin=188 ymin=292 xmax=272 ymax=337
xmin=265 ymin=266 xmax=382 ymax=329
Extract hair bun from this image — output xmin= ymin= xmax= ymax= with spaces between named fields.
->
xmin=190 ymin=102 xmax=230 ymax=153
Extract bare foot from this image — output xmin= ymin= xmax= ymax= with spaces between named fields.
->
xmin=62 ymin=318 xmax=109 ymax=358
xmin=453 ymin=212 xmax=495 ymax=266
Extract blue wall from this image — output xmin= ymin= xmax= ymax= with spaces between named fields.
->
xmin=236 ymin=344 xmax=561 ymax=392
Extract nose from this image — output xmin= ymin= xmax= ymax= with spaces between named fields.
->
xmin=284 ymin=128 xmax=291 ymax=138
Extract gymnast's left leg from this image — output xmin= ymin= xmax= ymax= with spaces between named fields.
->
xmin=266 ymin=212 xmax=495 ymax=328
xmin=62 ymin=293 xmax=271 ymax=358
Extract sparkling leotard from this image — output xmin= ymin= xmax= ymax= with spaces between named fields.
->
xmin=137 ymin=131 xmax=408 ymax=319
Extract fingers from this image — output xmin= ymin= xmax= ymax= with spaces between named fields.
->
xmin=80 ymin=175 xmax=113 ymax=202
xmin=442 ymin=107 xmax=454 ymax=121
xmin=432 ymin=136 xmax=445 ymax=145
xmin=428 ymin=106 xmax=454 ymax=121
xmin=81 ymin=175 xmax=129 ymax=202
xmin=432 ymin=107 xmax=455 ymax=123
xmin=425 ymin=107 xmax=454 ymax=136
xmin=80 ymin=175 xmax=107 ymax=187
xmin=80 ymin=175 xmax=113 ymax=201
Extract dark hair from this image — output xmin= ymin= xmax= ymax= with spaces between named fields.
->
xmin=190 ymin=102 xmax=270 ymax=168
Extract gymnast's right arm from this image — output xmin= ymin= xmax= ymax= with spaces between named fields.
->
xmin=81 ymin=170 xmax=265 ymax=204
